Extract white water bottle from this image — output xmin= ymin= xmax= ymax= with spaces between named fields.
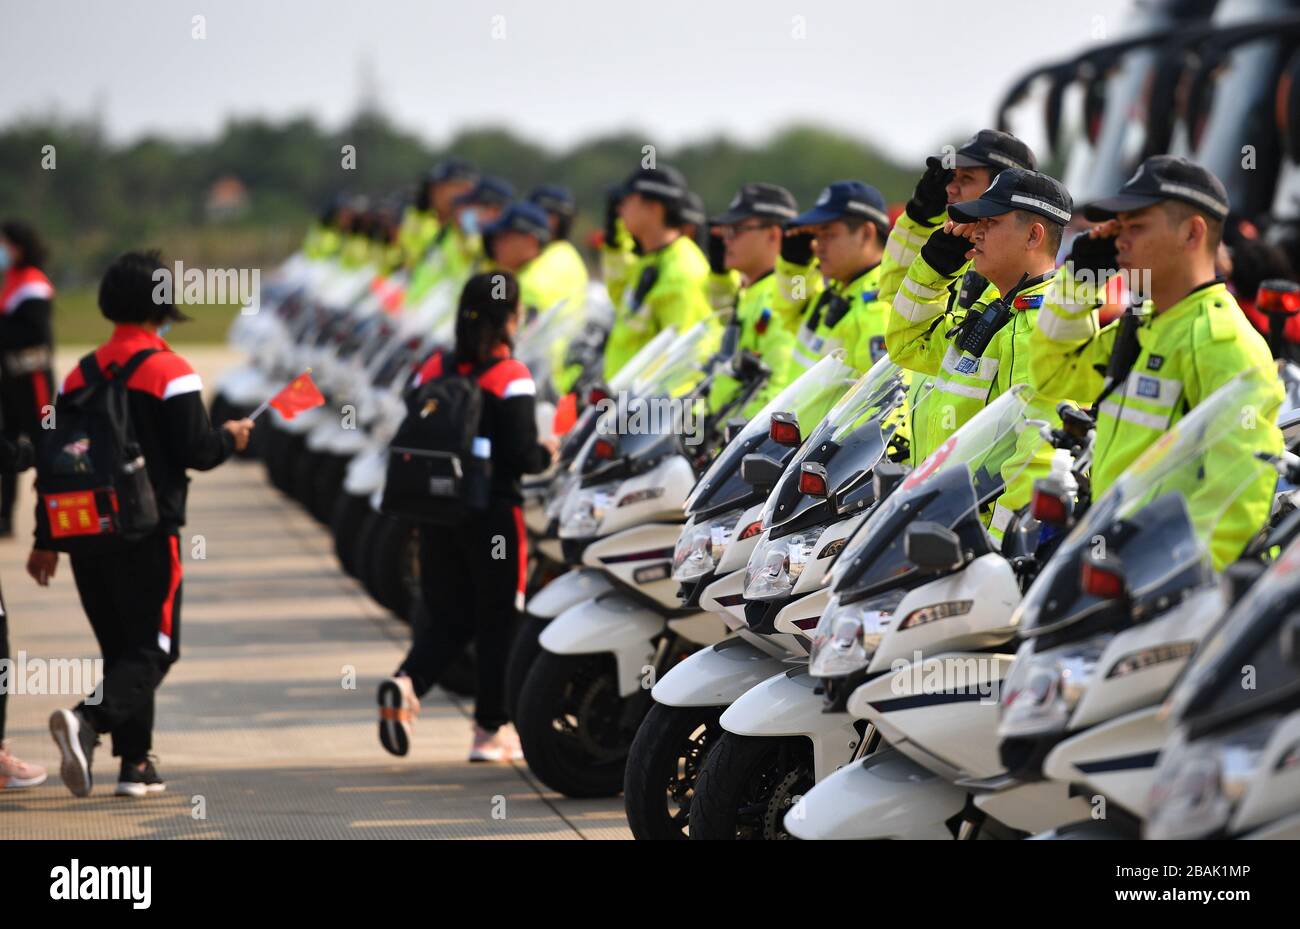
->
xmin=469 ymin=436 xmax=492 ymax=510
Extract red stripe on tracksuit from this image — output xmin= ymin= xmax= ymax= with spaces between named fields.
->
xmin=160 ymin=534 xmax=182 ymax=647
xmin=512 ymin=505 xmax=527 ymax=600
xmin=30 ymin=370 xmax=50 ymax=419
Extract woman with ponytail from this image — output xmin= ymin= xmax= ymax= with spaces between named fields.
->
xmin=378 ymin=271 xmax=557 ymax=763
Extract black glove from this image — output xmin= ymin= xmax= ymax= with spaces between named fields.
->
xmin=905 ymin=160 xmax=952 ymax=225
xmin=603 ymin=185 xmax=623 ymax=247
xmin=920 ymin=227 xmax=972 ymax=277
xmin=707 ymin=231 xmax=728 ymax=274
xmin=1066 ymin=231 xmax=1120 ymax=279
xmin=781 ymin=228 xmax=814 ymax=265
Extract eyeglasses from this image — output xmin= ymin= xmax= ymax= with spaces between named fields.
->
xmin=717 ymin=222 xmax=776 ymax=241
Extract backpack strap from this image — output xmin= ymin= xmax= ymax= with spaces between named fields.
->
xmin=107 ymin=348 xmax=164 ymax=383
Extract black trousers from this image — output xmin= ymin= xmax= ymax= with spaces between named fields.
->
xmin=0 ymin=370 xmax=51 ymax=520
xmin=399 ymin=499 xmax=525 ymax=731
xmin=0 ymin=591 xmax=8 ymax=742
xmin=70 ymin=532 xmax=182 ymax=761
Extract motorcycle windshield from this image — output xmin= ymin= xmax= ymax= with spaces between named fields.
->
xmin=567 ymin=325 xmax=721 ymax=481
xmin=758 ymin=356 xmax=915 ymax=536
xmin=1165 ymin=535 xmax=1300 ymax=732
xmin=684 ymin=352 xmax=859 ymax=518
xmin=1018 ymin=368 xmax=1282 ymax=639
xmin=595 ymin=321 xmax=724 ymax=463
xmin=515 ymin=297 xmax=583 ymax=392
xmin=556 ymin=328 xmax=682 ymax=465
xmin=832 ymin=383 xmax=1055 ymax=602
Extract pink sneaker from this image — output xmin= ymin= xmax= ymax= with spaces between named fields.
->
xmin=469 ymin=723 xmax=523 ymax=763
xmin=0 ymin=740 xmax=48 ymax=790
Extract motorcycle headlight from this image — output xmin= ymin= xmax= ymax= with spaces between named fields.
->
xmin=998 ymin=634 xmax=1113 ymax=739
xmin=744 ymin=524 xmax=830 ymax=600
xmin=807 ymin=591 xmax=902 ymax=679
xmin=1145 ymin=719 xmax=1274 ymax=840
xmin=672 ymin=509 xmax=742 ymax=582
xmin=558 ymin=482 xmax=617 ymax=539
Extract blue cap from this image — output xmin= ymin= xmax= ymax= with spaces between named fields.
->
xmin=483 ymin=202 xmax=552 ymax=243
xmin=426 ymin=157 xmax=478 ymax=185
xmin=790 ymin=181 xmax=889 ymax=228
xmin=455 ymin=175 xmax=515 ymax=209
xmin=528 ymin=184 xmax=576 ymax=218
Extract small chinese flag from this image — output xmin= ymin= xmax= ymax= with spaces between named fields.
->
xmin=268 ymin=370 xmax=325 ymax=420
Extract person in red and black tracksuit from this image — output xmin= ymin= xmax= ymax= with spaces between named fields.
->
xmin=0 ymin=425 xmax=46 ymax=790
xmin=28 ymin=251 xmax=254 ymax=799
xmin=0 ymin=221 xmax=56 ymax=537
xmin=378 ymin=271 xmax=557 ymax=763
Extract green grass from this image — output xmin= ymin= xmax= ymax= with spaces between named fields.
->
xmin=54 ymin=286 xmax=243 ymax=347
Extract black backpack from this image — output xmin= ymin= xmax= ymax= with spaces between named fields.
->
xmin=35 ymin=348 xmax=161 ymax=553
xmin=380 ymin=355 xmax=499 ymax=525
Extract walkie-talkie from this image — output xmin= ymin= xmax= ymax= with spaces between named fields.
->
xmin=957 ymin=270 xmax=988 ymax=310
xmin=955 ymin=272 xmax=1028 ymax=357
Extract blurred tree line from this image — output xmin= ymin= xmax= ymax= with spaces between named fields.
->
xmin=0 ymin=109 xmax=923 ymax=286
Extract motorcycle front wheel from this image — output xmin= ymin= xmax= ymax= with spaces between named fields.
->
xmin=688 ymin=733 xmax=813 ymax=840
xmin=624 ymin=702 xmax=724 ymax=840
xmin=516 ymin=650 xmax=651 ymax=798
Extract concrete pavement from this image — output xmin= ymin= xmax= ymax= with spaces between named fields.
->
xmin=0 ymin=347 xmax=632 ymax=839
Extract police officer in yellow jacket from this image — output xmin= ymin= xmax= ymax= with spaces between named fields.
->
xmin=880 ymin=130 xmax=1038 ymax=308
xmin=406 ymin=175 xmax=512 ymax=306
xmin=522 ymin=185 xmax=591 ymax=394
xmin=398 ymin=158 xmax=478 ymax=270
xmin=891 ymin=169 xmax=1075 ymax=537
xmin=705 ymin=183 xmax=801 ymax=415
xmin=785 ymin=181 xmax=893 ymax=379
xmin=602 ymin=166 xmax=712 ymax=380
xmin=1031 ymin=156 xmax=1283 ymax=569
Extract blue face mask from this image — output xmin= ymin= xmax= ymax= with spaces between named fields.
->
xmin=157 ymin=323 xmax=172 ymax=338
xmin=460 ymin=208 xmax=480 ymax=237
xmin=0 ymin=247 xmax=11 ymax=273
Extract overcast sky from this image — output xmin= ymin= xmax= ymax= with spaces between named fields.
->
xmin=0 ymin=0 xmax=1135 ymax=161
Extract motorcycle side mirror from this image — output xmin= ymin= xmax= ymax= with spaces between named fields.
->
xmin=741 ymin=453 xmax=785 ymax=492
xmin=1283 ymin=612 xmax=1300 ymax=669
xmin=724 ymin=418 xmax=748 ymax=445
xmin=873 ymin=460 xmax=908 ymax=501
xmin=1221 ymin=560 xmax=1268 ymax=607
xmin=769 ymin=411 xmax=801 ymax=447
xmin=905 ymin=521 xmax=964 ymax=573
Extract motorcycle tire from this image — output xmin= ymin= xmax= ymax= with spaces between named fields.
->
xmin=330 ymin=492 xmax=372 ymax=577
xmin=516 ymin=650 xmax=650 ymax=798
xmin=289 ymin=447 xmax=323 ymax=511
xmin=504 ymin=612 xmax=548 ymax=724
xmin=362 ymin=514 xmax=420 ymax=617
xmin=688 ymin=733 xmax=814 ymax=840
xmin=309 ymin=453 xmax=349 ymax=525
xmin=624 ymin=702 xmax=724 ymax=840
